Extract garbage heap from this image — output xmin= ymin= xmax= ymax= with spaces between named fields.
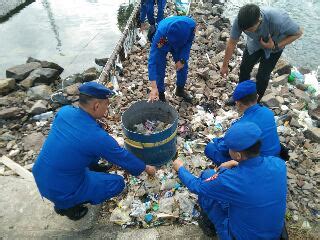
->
xmin=99 ymin=1 xmax=320 ymax=230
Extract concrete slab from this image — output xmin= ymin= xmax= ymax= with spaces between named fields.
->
xmin=0 ymin=176 xmax=215 ymax=239
xmin=0 ymin=176 xmax=100 ymax=237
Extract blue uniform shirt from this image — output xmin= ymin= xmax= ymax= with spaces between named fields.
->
xmin=178 ymin=156 xmax=287 ymax=239
xmin=148 ymin=16 xmax=195 ymax=81
xmin=33 ymin=106 xmax=146 ymax=208
xmin=231 ymin=7 xmax=300 ymax=59
xmin=205 ymin=103 xmax=281 ymax=165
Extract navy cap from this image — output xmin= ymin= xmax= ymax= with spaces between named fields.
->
xmin=224 ymin=122 xmax=262 ymax=151
xmin=78 ymin=81 xmax=115 ymax=99
xmin=232 ymin=80 xmax=257 ymax=101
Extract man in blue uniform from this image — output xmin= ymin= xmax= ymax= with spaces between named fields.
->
xmin=32 ymin=82 xmax=156 ymax=221
xmin=173 ymin=122 xmax=287 ymax=239
xmin=205 ymin=80 xmax=281 ymax=166
xmin=148 ymin=16 xmax=196 ymax=103
xmin=140 ymin=0 xmax=166 ymax=31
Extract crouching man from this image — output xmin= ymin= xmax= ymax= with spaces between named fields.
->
xmin=33 ymin=82 xmax=156 ymax=220
xmin=173 ymin=122 xmax=287 ymax=239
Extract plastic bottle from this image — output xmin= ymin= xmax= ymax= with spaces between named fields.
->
xmin=32 ymin=111 xmax=53 ymax=121
xmin=288 ymin=69 xmax=304 ymax=84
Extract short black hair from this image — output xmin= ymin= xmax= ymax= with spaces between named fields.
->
xmin=238 ymin=92 xmax=258 ymax=105
xmin=241 ymin=140 xmax=261 ymax=158
xmin=237 ymin=4 xmax=260 ymax=30
xmin=79 ymin=93 xmax=96 ymax=105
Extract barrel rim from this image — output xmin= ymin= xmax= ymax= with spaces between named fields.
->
xmin=121 ymin=100 xmax=179 ymax=136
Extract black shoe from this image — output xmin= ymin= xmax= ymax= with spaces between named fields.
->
xmin=225 ymin=98 xmax=235 ymax=106
xmin=89 ymin=163 xmax=113 ymax=172
xmin=197 ymin=211 xmax=217 ymax=237
xmin=159 ymin=92 xmax=166 ymax=102
xmin=54 ymin=204 xmax=88 ymax=221
xmin=175 ymin=87 xmax=193 ymax=103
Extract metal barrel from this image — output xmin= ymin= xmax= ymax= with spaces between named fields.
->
xmin=121 ymin=100 xmax=178 ymax=166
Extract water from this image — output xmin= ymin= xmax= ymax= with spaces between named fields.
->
xmin=0 ymin=0 xmax=132 ymax=78
xmin=223 ymin=0 xmax=320 ymax=71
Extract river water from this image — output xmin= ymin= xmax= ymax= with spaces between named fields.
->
xmin=0 ymin=0 xmax=319 ymax=80
xmin=223 ymin=0 xmax=320 ymax=71
xmin=0 ymin=0 xmax=131 ymax=78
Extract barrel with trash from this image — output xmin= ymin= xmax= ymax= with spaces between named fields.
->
xmin=121 ymin=100 xmax=178 ymax=166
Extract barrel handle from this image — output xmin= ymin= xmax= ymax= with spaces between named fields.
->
xmin=124 ymin=129 xmax=177 ymax=149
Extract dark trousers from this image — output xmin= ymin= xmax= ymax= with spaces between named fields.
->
xmin=239 ymin=47 xmax=283 ymax=102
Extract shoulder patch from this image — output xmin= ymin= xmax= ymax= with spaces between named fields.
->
xmin=157 ymin=37 xmax=168 ymax=48
xmin=204 ymin=173 xmax=219 ymax=182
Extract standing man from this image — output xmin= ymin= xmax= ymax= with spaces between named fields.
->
xmin=140 ymin=0 xmax=167 ymax=31
xmin=173 ymin=122 xmax=287 ymax=239
xmin=205 ymin=80 xmax=281 ymax=166
xmin=148 ymin=16 xmax=196 ymax=103
xmin=33 ymin=82 xmax=156 ymax=221
xmin=220 ymin=4 xmax=303 ymax=103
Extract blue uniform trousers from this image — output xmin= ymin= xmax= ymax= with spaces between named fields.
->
xmin=140 ymin=0 xmax=166 ymax=25
xmin=155 ymin=49 xmax=188 ymax=93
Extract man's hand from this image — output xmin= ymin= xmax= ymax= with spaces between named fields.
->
xmin=260 ymin=34 xmax=275 ymax=49
xmin=175 ymin=61 xmax=184 ymax=71
xmin=218 ymin=160 xmax=239 ymax=169
xmin=148 ymin=81 xmax=159 ymax=102
xmin=173 ymin=159 xmax=184 ymax=172
xmin=220 ymin=64 xmax=229 ymax=78
xmin=145 ymin=165 xmax=156 ymax=176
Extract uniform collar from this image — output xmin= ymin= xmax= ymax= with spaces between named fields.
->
xmin=239 ymin=156 xmax=263 ymax=167
xmin=244 ymin=103 xmax=260 ymax=115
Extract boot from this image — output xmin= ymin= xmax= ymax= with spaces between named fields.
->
xmin=54 ymin=204 xmax=88 ymax=221
xmin=159 ymin=91 xmax=166 ymax=102
xmin=175 ymin=86 xmax=193 ymax=103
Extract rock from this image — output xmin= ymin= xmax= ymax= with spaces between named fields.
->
xmin=219 ymin=31 xmax=229 ymax=41
xmin=296 ymin=83 xmax=308 ymax=91
xmin=309 ymin=105 xmax=320 ymax=121
xmin=6 ymin=62 xmax=41 ymax=81
xmin=304 ymin=127 xmax=320 ymax=142
xmin=19 ymin=77 xmax=35 ymax=89
xmin=272 ymin=75 xmax=288 ymax=87
xmin=27 ymin=85 xmax=52 ymax=100
xmin=302 ymin=183 xmax=313 ymax=190
xmin=0 ymin=107 xmax=23 ymax=119
xmin=8 ymin=149 xmax=20 ymax=157
xmin=0 ymin=132 xmax=15 ymax=141
xmin=0 ymin=78 xmax=15 ymax=95
xmin=64 ymin=83 xmax=80 ymax=95
xmin=293 ymin=88 xmax=311 ymax=102
xmin=83 ymin=68 xmax=98 ymax=82
xmin=22 ymin=132 xmax=45 ymax=152
xmin=261 ymin=93 xmax=279 ymax=108
xmin=29 ymin=100 xmax=48 ymax=115
xmin=273 ymin=59 xmax=291 ymax=76
xmin=95 ymin=57 xmax=109 ymax=67
xmin=40 ymin=61 xmax=64 ymax=74
xmin=28 ymin=68 xmax=60 ymax=85
xmin=291 ymin=101 xmax=306 ymax=111
xmin=27 ymin=57 xmax=64 ymax=74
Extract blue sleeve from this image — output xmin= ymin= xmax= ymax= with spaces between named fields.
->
xmin=230 ymin=17 xmax=242 ymax=40
xmin=148 ymin=31 xmax=162 ymax=81
xmin=94 ymin=132 xmax=146 ymax=176
xmin=178 ymin=166 xmax=236 ymax=202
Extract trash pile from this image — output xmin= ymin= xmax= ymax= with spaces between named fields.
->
xmin=133 ymin=120 xmax=170 ymax=134
xmin=106 ymin=151 xmax=211 ymax=228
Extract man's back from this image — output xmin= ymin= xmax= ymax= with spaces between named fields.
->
xmin=204 ymin=156 xmax=287 ymax=239
xmin=239 ymin=104 xmax=281 ymax=156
